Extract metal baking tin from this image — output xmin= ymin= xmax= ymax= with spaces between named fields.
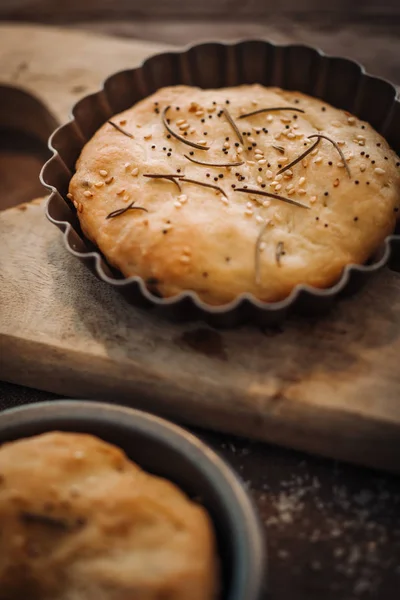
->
xmin=41 ymin=41 xmax=400 ymax=327
xmin=0 ymin=400 xmax=266 ymax=600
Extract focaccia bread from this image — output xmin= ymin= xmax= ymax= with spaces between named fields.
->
xmin=0 ymin=432 xmax=218 ymax=600
xmin=69 ymin=84 xmax=400 ymax=305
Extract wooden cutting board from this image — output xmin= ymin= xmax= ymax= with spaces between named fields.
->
xmin=1 ymin=25 xmax=400 ymax=474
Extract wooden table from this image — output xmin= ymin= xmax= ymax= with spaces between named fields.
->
xmin=1 ymin=7 xmax=400 ymax=599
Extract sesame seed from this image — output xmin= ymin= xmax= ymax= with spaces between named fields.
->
xmin=256 ymin=215 xmax=264 ymax=224
xmin=263 ymin=200 xmax=271 ymax=208
xmin=237 ymin=147 xmax=243 ymax=154
xmin=124 ymin=162 xmax=131 ymax=170
xmin=334 ymin=179 xmax=340 ymax=187
xmin=356 ymin=134 xmax=365 ymax=141
xmin=267 ymin=115 xmax=274 ymax=123
xmin=374 ymin=167 xmax=385 ymax=175
xmin=67 ymin=192 xmax=73 ymax=199
xmin=283 ymin=170 xmax=293 ymax=179
xmin=247 ymin=160 xmax=256 ymax=166
xmin=189 ymin=127 xmax=196 ymax=134
xmin=176 ymin=119 xmax=185 ymax=126
xmin=286 ymin=184 xmax=294 ymax=191
xmin=116 ymin=188 xmax=125 ymax=196
xmin=302 ymin=159 xmax=309 ymax=168
xmin=288 ymin=189 xmax=295 ymax=196
xmin=348 ymin=116 xmax=356 ymax=124
xmin=94 ymin=181 xmax=104 ymax=188
xmin=245 ymin=209 xmax=254 ymax=216
xmin=259 ymin=241 xmax=266 ymax=251
xmin=253 ymin=127 xmax=262 ymax=133
xmin=248 ymin=136 xmax=256 ymax=143
xmin=257 ymin=176 xmax=263 ymax=184
xmin=337 ymin=162 xmax=344 ymax=168
xmin=180 ymin=123 xmax=190 ymax=131
xmin=311 ymin=148 xmax=319 ymax=156
xmin=240 ymin=107 xmax=247 ymax=115
xmin=197 ymin=140 xmax=207 ymax=145
xmin=178 ymin=194 xmax=188 ymax=203
xmin=77 ymin=203 xmax=83 ymax=213
xmin=195 ymin=110 xmax=204 ymax=117
xmin=132 ymin=168 xmax=139 ymax=176
xmin=105 ymin=176 xmax=114 ymax=185
xmin=258 ymin=159 xmax=267 ymax=165
xmin=310 ymin=196 xmax=317 ymax=204
xmin=144 ymin=133 xmax=152 ymax=140
xmin=314 ymin=157 xmax=322 ymax=164
xmin=180 ymin=255 xmax=190 ymax=263
xmin=223 ymin=141 xmax=230 ymax=149
xmin=252 ymin=100 xmax=258 ymax=106
xmin=83 ymin=190 xmax=93 ymax=198
xmin=299 ymin=177 xmax=306 ymax=186
xmin=266 ymin=170 xmax=273 ymax=179
xmin=174 ymin=201 xmax=182 ymax=208
xmin=360 ymin=164 xmax=366 ymax=172
xmin=275 ymin=184 xmax=282 ymax=191
xmin=298 ymin=188 xmax=306 ymax=195
xmin=120 ymin=119 xmax=127 ymax=125
xmin=99 ymin=169 xmax=108 ymax=177
xmin=221 ymin=197 xmax=229 ymax=205
xmin=287 ymin=132 xmax=296 ymax=139
xmin=271 ymin=180 xmax=279 ymax=187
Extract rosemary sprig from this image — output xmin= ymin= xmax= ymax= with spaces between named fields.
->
xmin=184 ymin=154 xmax=244 ymax=168
xmin=162 ymin=106 xmax=209 ymax=150
xmin=143 ymin=173 xmax=183 ymax=191
xmin=234 ymin=187 xmax=310 ymax=209
xmin=276 ymin=138 xmax=320 ymax=175
xmin=106 ymin=201 xmax=148 ymax=220
xmin=108 ymin=120 xmax=134 ymax=138
xmin=272 ymin=145 xmax=285 ymax=154
xmin=276 ymin=241 xmax=285 ymax=266
xmin=308 ymin=134 xmax=352 ymax=178
xmin=238 ymin=107 xmax=305 ymax=119
xmin=255 ymin=220 xmax=269 ymax=285
xmin=222 ymin=107 xmax=244 ymax=145
xmin=180 ymin=177 xmax=227 ymax=198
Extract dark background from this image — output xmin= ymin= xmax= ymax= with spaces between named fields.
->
xmin=0 ymin=1 xmax=399 ymax=599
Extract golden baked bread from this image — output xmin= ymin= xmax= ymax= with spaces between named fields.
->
xmin=69 ymin=84 xmax=400 ymax=305
xmin=0 ymin=432 xmax=218 ymax=600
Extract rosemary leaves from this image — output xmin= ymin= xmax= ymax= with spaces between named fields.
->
xmin=162 ymin=106 xmax=210 ymax=150
xmin=179 ymin=177 xmax=227 ymax=198
xmin=184 ymin=154 xmax=244 ymax=168
xmin=308 ymin=134 xmax=352 ymax=178
xmin=106 ymin=201 xmax=148 ymax=219
xmin=143 ymin=173 xmax=182 ymax=191
xmin=239 ymin=107 xmax=305 ymax=119
xmin=222 ymin=108 xmax=244 ymax=145
xmin=277 ymin=139 xmax=320 ymax=175
xmin=108 ymin=120 xmax=134 ymax=138
xmin=234 ymin=187 xmax=310 ymax=209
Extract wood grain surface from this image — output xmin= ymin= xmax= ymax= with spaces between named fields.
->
xmin=1 ymin=199 xmax=400 ymax=473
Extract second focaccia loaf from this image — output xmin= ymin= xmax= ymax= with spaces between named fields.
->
xmin=0 ymin=432 xmax=218 ymax=600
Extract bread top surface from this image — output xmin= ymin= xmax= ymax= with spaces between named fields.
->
xmin=69 ymin=84 xmax=400 ymax=305
xmin=0 ymin=432 xmax=218 ymax=600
